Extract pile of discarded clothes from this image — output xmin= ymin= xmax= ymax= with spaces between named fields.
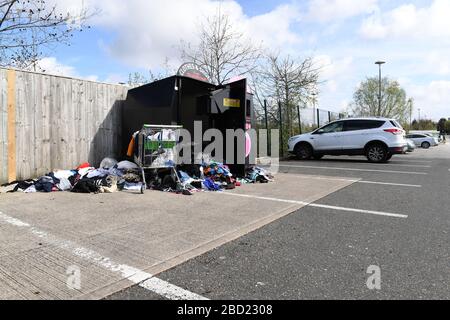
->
xmin=1 ymin=158 xmax=274 ymax=196
xmin=1 ymin=159 xmax=145 ymax=194
xmin=176 ymin=163 xmax=274 ymax=194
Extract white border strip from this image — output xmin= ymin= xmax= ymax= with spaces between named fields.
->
xmin=391 ymin=159 xmax=433 ymax=164
xmin=278 ymin=164 xmax=428 ymax=175
xmin=0 ymin=212 xmax=207 ymax=300
xmin=289 ymin=174 xmax=421 ymax=188
xmin=222 ymin=193 xmax=408 ymax=219
xmin=372 ymin=163 xmax=431 ymax=168
xmin=357 ymin=180 xmax=422 ymax=188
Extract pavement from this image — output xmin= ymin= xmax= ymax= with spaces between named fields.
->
xmin=0 ymin=172 xmax=354 ymax=300
xmin=107 ymin=143 xmax=450 ymax=300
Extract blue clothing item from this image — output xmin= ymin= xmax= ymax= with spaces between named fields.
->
xmin=178 ymin=171 xmax=191 ymax=183
xmin=166 ymin=160 xmax=175 ymax=167
xmin=203 ymin=178 xmax=221 ymax=191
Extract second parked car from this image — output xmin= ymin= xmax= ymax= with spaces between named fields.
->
xmin=405 ymin=133 xmax=439 ymax=149
xmin=288 ymin=118 xmax=408 ymax=163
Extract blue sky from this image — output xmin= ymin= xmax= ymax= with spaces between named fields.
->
xmin=41 ymin=0 xmax=450 ymax=120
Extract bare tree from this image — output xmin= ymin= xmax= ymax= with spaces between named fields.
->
xmin=253 ymin=53 xmax=321 ymax=137
xmin=181 ymin=10 xmax=261 ymax=85
xmin=0 ymin=0 xmax=94 ymax=69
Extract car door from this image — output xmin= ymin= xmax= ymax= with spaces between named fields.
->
xmin=414 ymin=134 xmax=426 ymax=146
xmin=340 ymin=120 xmax=384 ymax=150
xmin=407 ymin=135 xmax=420 ymax=146
xmin=310 ymin=121 xmax=344 ymax=151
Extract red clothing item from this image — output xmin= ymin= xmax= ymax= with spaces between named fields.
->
xmin=77 ymin=162 xmax=91 ymax=170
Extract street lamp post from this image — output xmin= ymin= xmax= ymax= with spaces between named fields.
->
xmin=375 ymin=61 xmax=386 ymax=116
xmin=418 ymin=108 xmax=421 ymax=130
xmin=409 ymin=99 xmax=413 ymax=133
xmin=311 ymin=92 xmax=318 ymax=128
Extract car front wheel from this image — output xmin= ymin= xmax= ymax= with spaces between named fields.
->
xmin=366 ymin=144 xmax=388 ymax=163
xmin=295 ymin=143 xmax=313 ymax=160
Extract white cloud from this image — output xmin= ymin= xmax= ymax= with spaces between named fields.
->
xmin=423 ymin=51 xmax=450 ymax=76
xmin=63 ymin=0 xmax=303 ymax=69
xmin=314 ymin=54 xmax=354 ymax=93
xmin=37 ymin=57 xmax=77 ymax=77
xmin=401 ymin=80 xmax=450 ymax=120
xmin=360 ymin=0 xmax=450 ymax=39
xmin=307 ymin=0 xmax=378 ymax=23
xmin=104 ymin=73 xmax=127 ymax=84
xmin=35 ymin=57 xmax=98 ymax=82
xmin=244 ymin=4 xmax=302 ymax=47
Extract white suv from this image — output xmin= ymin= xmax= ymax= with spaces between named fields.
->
xmin=288 ymin=118 xmax=408 ymax=163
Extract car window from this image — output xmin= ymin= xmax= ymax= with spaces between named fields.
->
xmin=389 ymin=120 xmax=403 ymax=129
xmin=317 ymin=121 xmax=344 ymax=134
xmin=344 ymin=120 xmax=385 ymax=132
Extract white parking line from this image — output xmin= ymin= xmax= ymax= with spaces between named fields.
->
xmin=309 ymin=162 xmax=431 ymax=168
xmin=278 ymin=164 xmax=428 ymax=175
xmin=222 ymin=193 xmax=408 ymax=219
xmin=391 ymin=159 xmax=433 ymax=164
xmin=357 ymin=181 xmax=422 ymax=188
xmin=373 ymin=163 xmax=431 ymax=168
xmin=291 ymin=174 xmax=422 ymax=188
xmin=0 ymin=211 xmax=208 ymax=301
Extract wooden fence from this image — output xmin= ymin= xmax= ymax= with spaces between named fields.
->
xmin=0 ymin=68 xmax=129 ymax=184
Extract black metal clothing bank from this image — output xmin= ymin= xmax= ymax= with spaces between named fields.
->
xmin=122 ymin=75 xmax=256 ymax=176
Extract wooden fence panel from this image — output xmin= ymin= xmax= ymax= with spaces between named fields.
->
xmin=0 ymin=69 xmax=8 ymax=183
xmin=0 ymin=67 xmax=128 ymax=184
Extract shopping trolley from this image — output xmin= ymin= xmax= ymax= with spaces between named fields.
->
xmin=134 ymin=124 xmax=183 ymax=194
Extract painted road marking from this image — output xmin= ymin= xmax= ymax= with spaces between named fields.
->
xmin=222 ymin=193 xmax=409 ymax=219
xmin=0 ymin=211 xmax=208 ymax=301
xmin=277 ymin=164 xmax=428 ymax=175
xmin=307 ymin=162 xmax=431 ymax=168
xmin=289 ymin=174 xmax=422 ymax=188
xmin=372 ymin=163 xmax=431 ymax=168
xmin=391 ymin=159 xmax=433 ymax=164
xmin=357 ymin=180 xmax=422 ymax=188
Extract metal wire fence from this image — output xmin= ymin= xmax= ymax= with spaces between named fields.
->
xmin=256 ymin=101 xmax=344 ymax=158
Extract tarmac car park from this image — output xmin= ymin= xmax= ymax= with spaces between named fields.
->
xmin=1 ymin=137 xmax=448 ymax=300
xmin=106 ymin=141 xmax=450 ymax=300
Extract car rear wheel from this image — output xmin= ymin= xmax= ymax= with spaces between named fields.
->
xmin=295 ymin=143 xmax=313 ymax=160
xmin=366 ymin=143 xmax=388 ymax=163
xmin=421 ymin=141 xmax=431 ymax=149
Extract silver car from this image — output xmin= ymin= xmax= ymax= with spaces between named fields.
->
xmin=405 ymin=134 xmax=439 ymax=149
